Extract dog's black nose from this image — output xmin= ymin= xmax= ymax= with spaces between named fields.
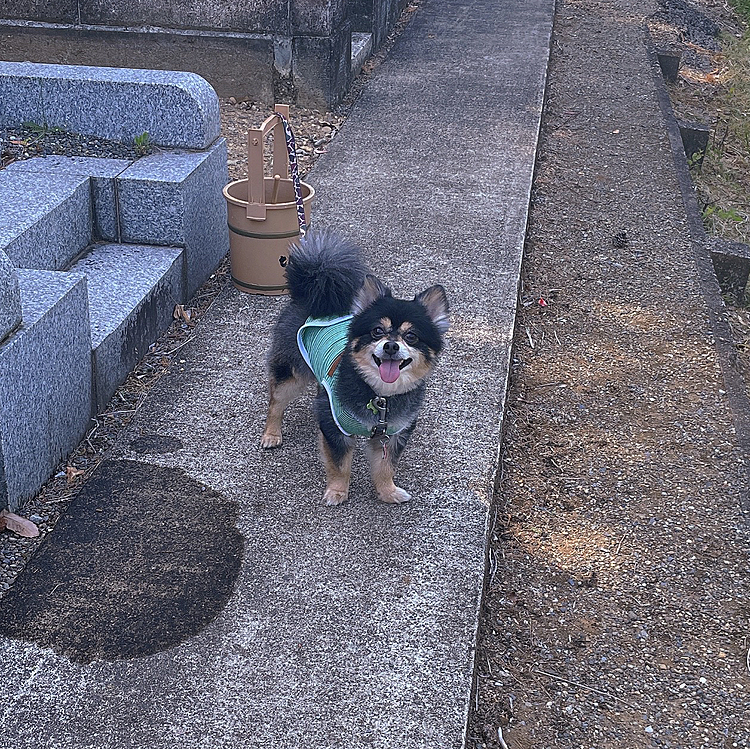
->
xmin=383 ymin=340 xmax=400 ymax=356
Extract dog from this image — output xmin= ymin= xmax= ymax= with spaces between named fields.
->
xmin=260 ymin=229 xmax=449 ymax=506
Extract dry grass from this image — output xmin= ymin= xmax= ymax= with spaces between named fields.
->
xmin=698 ymin=53 xmax=750 ymax=238
xmin=683 ymin=31 xmax=750 ymax=242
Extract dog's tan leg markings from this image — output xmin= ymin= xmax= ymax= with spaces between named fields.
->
xmin=260 ymin=375 xmax=307 ymax=448
xmin=319 ymin=433 xmax=354 ymax=506
xmin=365 ymin=439 xmax=411 ymax=504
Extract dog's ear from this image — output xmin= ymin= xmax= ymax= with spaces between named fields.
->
xmin=416 ymin=285 xmax=449 ymax=334
xmin=352 ymin=274 xmax=390 ymax=314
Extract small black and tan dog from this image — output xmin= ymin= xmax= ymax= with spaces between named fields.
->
xmin=261 ymin=230 xmax=449 ymax=506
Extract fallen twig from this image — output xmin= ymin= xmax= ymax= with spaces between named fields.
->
xmin=615 ymin=532 xmax=629 ymax=555
xmin=525 ymin=326 xmax=535 ymax=349
xmin=532 ymin=668 xmax=635 ymax=708
xmin=164 ymin=335 xmax=196 ymax=356
xmin=497 ymin=726 xmax=509 ymax=749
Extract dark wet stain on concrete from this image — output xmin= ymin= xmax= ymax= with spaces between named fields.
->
xmin=129 ymin=433 xmax=185 ymax=454
xmin=0 ymin=459 xmax=244 ymax=664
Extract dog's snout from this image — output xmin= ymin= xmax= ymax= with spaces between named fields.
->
xmin=383 ymin=340 xmax=400 ymax=356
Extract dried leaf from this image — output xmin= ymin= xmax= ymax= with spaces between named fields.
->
xmin=0 ymin=509 xmax=39 ymax=538
xmin=66 ymin=466 xmax=84 ymax=484
xmin=173 ymin=304 xmax=193 ymax=325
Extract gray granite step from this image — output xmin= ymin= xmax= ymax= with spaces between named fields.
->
xmin=0 ymin=168 xmax=91 ymax=270
xmin=5 ymin=156 xmax=133 ymax=242
xmin=116 ymin=140 xmax=229 ymax=298
xmin=68 ymin=243 xmax=185 ymax=411
xmin=0 ymin=270 xmax=92 ymax=510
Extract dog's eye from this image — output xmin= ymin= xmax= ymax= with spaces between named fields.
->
xmin=403 ymin=331 xmax=419 ymax=345
xmin=371 ymin=326 xmax=385 ymax=339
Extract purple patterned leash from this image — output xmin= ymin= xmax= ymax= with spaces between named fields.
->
xmin=272 ymin=111 xmax=307 ymax=237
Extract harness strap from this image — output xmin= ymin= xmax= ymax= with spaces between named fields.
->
xmin=296 ymin=315 xmax=401 ymax=438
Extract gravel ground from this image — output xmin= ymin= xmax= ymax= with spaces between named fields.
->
xmin=468 ymin=0 xmax=750 ymax=747
xmin=0 ymin=125 xmax=141 ymax=167
xmin=1 ymin=1 xmax=748 ymax=746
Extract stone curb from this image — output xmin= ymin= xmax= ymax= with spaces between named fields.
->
xmin=647 ymin=32 xmax=750 ymax=514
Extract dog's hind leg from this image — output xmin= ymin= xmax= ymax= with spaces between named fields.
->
xmin=365 ymin=424 xmax=416 ymax=504
xmin=261 ymin=363 xmax=308 ymax=449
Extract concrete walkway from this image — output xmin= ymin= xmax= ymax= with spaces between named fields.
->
xmin=0 ymin=1 xmax=553 ymax=747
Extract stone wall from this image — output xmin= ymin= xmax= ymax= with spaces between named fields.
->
xmin=0 ymin=0 xmax=409 ymax=108
xmin=0 ymin=62 xmax=229 ymax=511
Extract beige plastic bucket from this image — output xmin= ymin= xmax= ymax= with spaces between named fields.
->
xmin=223 ymin=104 xmax=314 ymax=295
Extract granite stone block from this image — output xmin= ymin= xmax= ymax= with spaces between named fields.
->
xmin=657 ymin=50 xmax=682 ymax=83
xmin=0 ymin=62 xmax=44 ymax=129
xmin=43 ymin=64 xmax=220 ymax=149
xmin=0 ymin=168 xmax=92 ymax=269
xmin=0 ymin=25 xmax=275 ymax=103
xmin=293 ymin=23 xmax=352 ymax=107
xmin=709 ymin=236 xmax=750 ymax=303
xmin=291 ymin=0 xmax=347 ymax=36
xmin=182 ymin=140 xmax=230 ymax=297
xmin=77 ymin=0 xmax=288 ymax=34
xmin=0 ymin=269 xmax=92 ymax=510
xmin=67 ymin=243 xmax=185 ymax=411
xmin=6 ymin=155 xmax=132 ymax=241
xmin=351 ymin=31 xmax=373 ymax=74
xmin=351 ymin=0 xmax=406 ymax=50
xmin=0 ymin=1 xmax=78 ymax=24
xmin=679 ymin=119 xmax=710 ymax=162
xmin=117 ymin=139 xmax=229 ymax=297
xmin=0 ymin=61 xmax=221 ymax=149
xmin=0 ymin=250 xmax=22 ymax=343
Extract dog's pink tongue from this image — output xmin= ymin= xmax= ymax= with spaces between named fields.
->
xmin=379 ymin=360 xmax=401 ymax=383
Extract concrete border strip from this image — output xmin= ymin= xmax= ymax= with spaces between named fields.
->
xmin=646 ymin=29 xmax=750 ymax=516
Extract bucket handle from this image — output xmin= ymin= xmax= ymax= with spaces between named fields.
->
xmin=246 ymin=104 xmax=307 ymax=236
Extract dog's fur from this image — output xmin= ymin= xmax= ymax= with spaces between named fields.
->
xmin=261 ymin=230 xmax=449 ymax=505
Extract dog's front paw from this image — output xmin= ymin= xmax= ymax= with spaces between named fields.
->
xmin=323 ymin=488 xmax=349 ymax=506
xmin=378 ymin=486 xmax=411 ymax=504
xmin=260 ymin=431 xmax=283 ymax=449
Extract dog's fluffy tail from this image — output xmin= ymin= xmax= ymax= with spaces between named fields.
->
xmin=285 ymin=229 xmax=368 ymax=319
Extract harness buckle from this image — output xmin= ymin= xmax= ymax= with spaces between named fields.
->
xmin=367 ymin=397 xmax=389 ymax=439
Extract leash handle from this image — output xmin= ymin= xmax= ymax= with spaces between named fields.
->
xmin=271 ymin=109 xmax=307 ymax=237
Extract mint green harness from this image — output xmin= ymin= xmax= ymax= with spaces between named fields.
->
xmin=296 ymin=315 xmax=399 ymax=438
